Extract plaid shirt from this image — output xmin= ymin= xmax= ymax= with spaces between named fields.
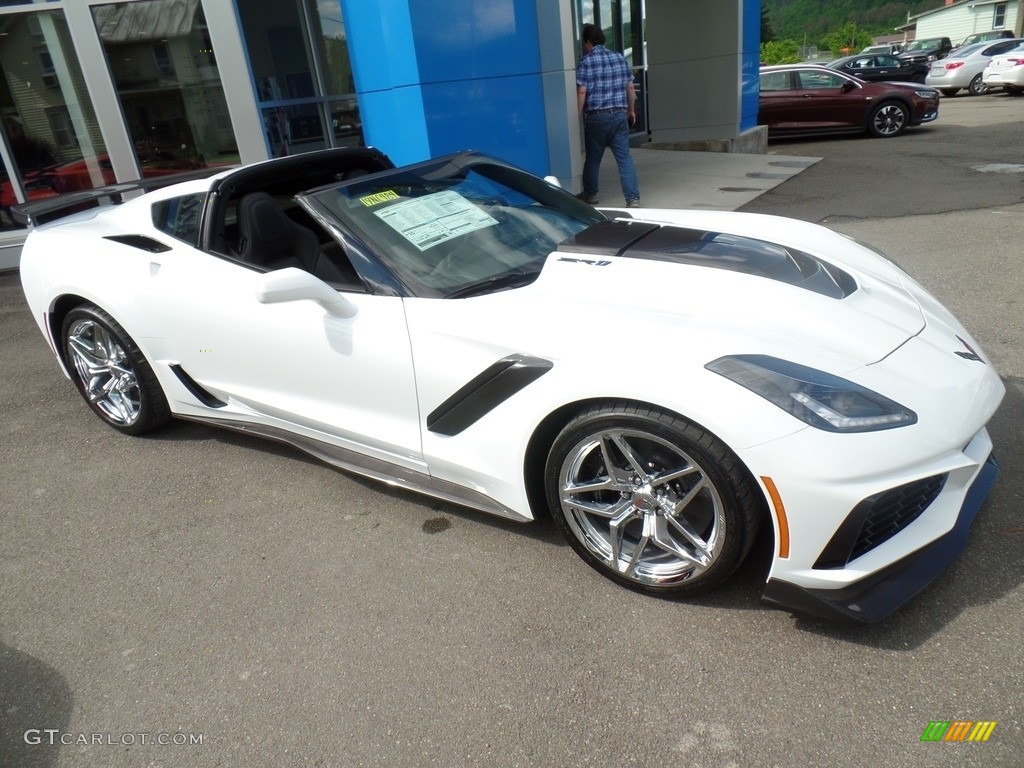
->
xmin=576 ymin=45 xmax=631 ymax=111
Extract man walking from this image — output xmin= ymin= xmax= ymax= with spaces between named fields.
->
xmin=576 ymin=23 xmax=640 ymax=208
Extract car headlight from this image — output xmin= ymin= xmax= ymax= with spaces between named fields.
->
xmin=706 ymin=355 xmax=917 ymax=433
xmin=915 ymin=89 xmax=938 ymax=99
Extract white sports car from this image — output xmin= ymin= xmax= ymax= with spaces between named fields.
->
xmin=17 ymin=149 xmax=1003 ymax=623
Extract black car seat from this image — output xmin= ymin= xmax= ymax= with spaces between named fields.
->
xmin=236 ymin=192 xmax=320 ymax=271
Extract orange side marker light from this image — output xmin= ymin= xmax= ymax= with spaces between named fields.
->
xmin=761 ymin=476 xmax=790 ymax=559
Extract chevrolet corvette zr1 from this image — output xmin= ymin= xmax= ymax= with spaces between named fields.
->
xmin=17 ymin=149 xmax=1003 ymax=623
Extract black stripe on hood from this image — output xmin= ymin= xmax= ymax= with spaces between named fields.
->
xmin=559 ymin=221 xmax=856 ymax=299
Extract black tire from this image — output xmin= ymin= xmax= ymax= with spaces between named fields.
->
xmin=940 ymin=88 xmax=959 ymax=97
xmin=867 ymin=100 xmax=909 ymax=137
xmin=1007 ymin=86 xmax=1024 ymax=96
xmin=544 ymin=403 xmax=762 ymax=597
xmin=968 ymin=74 xmax=989 ymax=96
xmin=61 ymin=304 xmax=170 ymax=435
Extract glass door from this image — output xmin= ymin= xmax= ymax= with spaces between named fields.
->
xmin=237 ymin=0 xmax=361 ymax=158
xmin=575 ymin=0 xmax=647 ymax=136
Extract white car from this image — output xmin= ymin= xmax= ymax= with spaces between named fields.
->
xmin=17 ymin=149 xmax=1004 ymax=624
xmin=982 ymin=41 xmax=1024 ymax=93
xmin=926 ymin=38 xmax=1024 ymax=95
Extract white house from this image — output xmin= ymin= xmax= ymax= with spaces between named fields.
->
xmin=911 ymin=0 xmax=1022 ymax=45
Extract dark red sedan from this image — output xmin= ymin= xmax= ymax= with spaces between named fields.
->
xmin=758 ymin=65 xmax=940 ymax=139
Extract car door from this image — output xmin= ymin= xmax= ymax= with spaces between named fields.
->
xmin=138 ymin=231 xmax=425 ymax=473
xmin=758 ymin=70 xmax=803 ymax=129
xmin=845 ymin=55 xmax=883 ymax=81
xmin=870 ymin=55 xmax=908 ymax=81
xmin=779 ymin=70 xmax=864 ymax=130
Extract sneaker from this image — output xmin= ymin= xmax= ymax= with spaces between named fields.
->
xmin=626 ymin=199 xmax=641 ymax=208
xmin=576 ymin=192 xmax=599 ymax=204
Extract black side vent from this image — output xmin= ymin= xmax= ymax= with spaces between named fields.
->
xmin=427 ymin=354 xmax=553 ymax=436
xmin=169 ymin=365 xmax=227 ymax=408
xmin=104 ymin=234 xmax=172 ymax=253
xmin=815 ymin=474 xmax=948 ymax=569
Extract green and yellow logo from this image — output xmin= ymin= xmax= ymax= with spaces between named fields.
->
xmin=921 ymin=721 xmax=996 ymax=742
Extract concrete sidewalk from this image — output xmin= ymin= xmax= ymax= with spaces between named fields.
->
xmin=597 ymin=146 xmax=820 ymax=211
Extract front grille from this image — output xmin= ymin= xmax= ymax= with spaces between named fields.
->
xmin=814 ymin=474 xmax=948 ymax=569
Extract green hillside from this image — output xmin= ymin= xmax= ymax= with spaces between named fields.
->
xmin=763 ymin=0 xmax=937 ymax=42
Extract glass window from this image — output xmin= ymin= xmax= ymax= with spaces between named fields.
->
xmin=92 ymin=0 xmax=239 ymax=178
xmin=0 ymin=9 xmax=109 ymax=233
xmin=994 ymin=4 xmax=1007 ymax=28
xmin=152 ymin=193 xmax=205 ymax=246
xmin=238 ymin=0 xmax=362 ymax=157
xmin=798 ymin=71 xmax=845 ymax=90
xmin=760 ymin=72 xmax=792 ymax=92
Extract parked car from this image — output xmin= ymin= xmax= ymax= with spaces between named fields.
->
xmin=860 ymin=43 xmax=903 ymax=56
xmin=14 ymin=147 xmax=1003 ymax=623
xmin=955 ymin=30 xmax=1015 ymax=51
xmin=927 ymin=38 xmax=1024 ymax=95
xmin=899 ymin=37 xmax=953 ymax=65
xmin=827 ymin=53 xmax=928 ymax=84
xmin=758 ymin=65 xmax=940 ymax=138
xmin=0 ymin=150 xmax=204 ymax=211
xmin=982 ymin=41 xmax=1024 ymax=93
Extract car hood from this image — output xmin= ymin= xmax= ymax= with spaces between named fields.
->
xmin=497 ymin=210 xmax=927 ymax=371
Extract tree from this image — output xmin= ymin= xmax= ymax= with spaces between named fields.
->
xmin=759 ymin=39 xmax=801 ymax=65
xmin=761 ymin=6 xmax=775 ymax=43
xmin=820 ymin=22 xmax=875 ymax=56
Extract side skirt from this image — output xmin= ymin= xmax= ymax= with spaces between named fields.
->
xmin=178 ymin=414 xmax=531 ymax=523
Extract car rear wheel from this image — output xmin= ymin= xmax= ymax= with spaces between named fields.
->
xmin=968 ymin=74 xmax=989 ymax=96
xmin=868 ymin=101 xmax=909 ymax=137
xmin=62 ymin=304 xmax=170 ymax=435
xmin=544 ymin=403 xmax=761 ymax=597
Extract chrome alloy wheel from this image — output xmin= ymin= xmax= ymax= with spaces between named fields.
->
xmin=66 ymin=317 xmax=142 ymax=426
xmin=557 ymin=427 xmax=726 ymax=587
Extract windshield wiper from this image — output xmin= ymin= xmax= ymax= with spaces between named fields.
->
xmin=444 ymin=269 xmax=539 ymax=299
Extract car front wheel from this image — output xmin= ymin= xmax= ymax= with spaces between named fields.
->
xmin=544 ymin=403 xmax=761 ymax=597
xmin=868 ymin=100 xmax=909 ymax=137
xmin=62 ymin=304 xmax=170 ymax=435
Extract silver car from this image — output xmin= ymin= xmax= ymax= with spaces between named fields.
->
xmin=926 ymin=38 xmax=1024 ymax=96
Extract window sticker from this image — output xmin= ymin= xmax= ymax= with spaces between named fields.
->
xmin=359 ymin=190 xmax=399 ymax=206
xmin=373 ymin=190 xmax=498 ymax=251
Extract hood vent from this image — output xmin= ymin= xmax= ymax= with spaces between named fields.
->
xmin=561 ymin=222 xmax=857 ymax=299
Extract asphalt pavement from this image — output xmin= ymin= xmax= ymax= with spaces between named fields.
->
xmin=1 ymin=95 xmax=1022 ymax=767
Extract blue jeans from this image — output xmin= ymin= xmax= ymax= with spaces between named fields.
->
xmin=582 ymin=110 xmax=639 ymax=203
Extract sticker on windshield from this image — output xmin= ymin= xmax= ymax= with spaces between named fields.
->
xmin=359 ymin=190 xmax=400 ymax=207
xmin=373 ymin=190 xmax=498 ymax=251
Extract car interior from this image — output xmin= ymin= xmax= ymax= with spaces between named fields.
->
xmin=207 ymin=149 xmax=393 ymax=292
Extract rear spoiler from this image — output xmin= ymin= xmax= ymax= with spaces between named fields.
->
xmin=12 ymin=166 xmax=228 ymax=228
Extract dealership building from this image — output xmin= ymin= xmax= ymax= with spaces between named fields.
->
xmin=0 ymin=0 xmax=761 ymax=269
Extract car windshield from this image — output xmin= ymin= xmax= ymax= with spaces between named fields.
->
xmin=300 ymin=155 xmax=603 ymax=298
xmin=904 ymin=39 xmax=941 ymax=51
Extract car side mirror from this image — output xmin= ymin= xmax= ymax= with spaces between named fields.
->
xmin=841 ymin=81 xmax=856 ymax=93
xmin=255 ymin=267 xmax=358 ymax=318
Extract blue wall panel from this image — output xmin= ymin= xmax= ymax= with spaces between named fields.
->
xmin=420 ymin=74 xmax=548 ymax=175
xmin=342 ymin=0 xmax=551 ymax=173
xmin=741 ymin=0 xmax=761 ymax=130
xmin=357 ymin=87 xmax=432 ymax=166
xmin=407 ymin=0 xmax=541 ymax=81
